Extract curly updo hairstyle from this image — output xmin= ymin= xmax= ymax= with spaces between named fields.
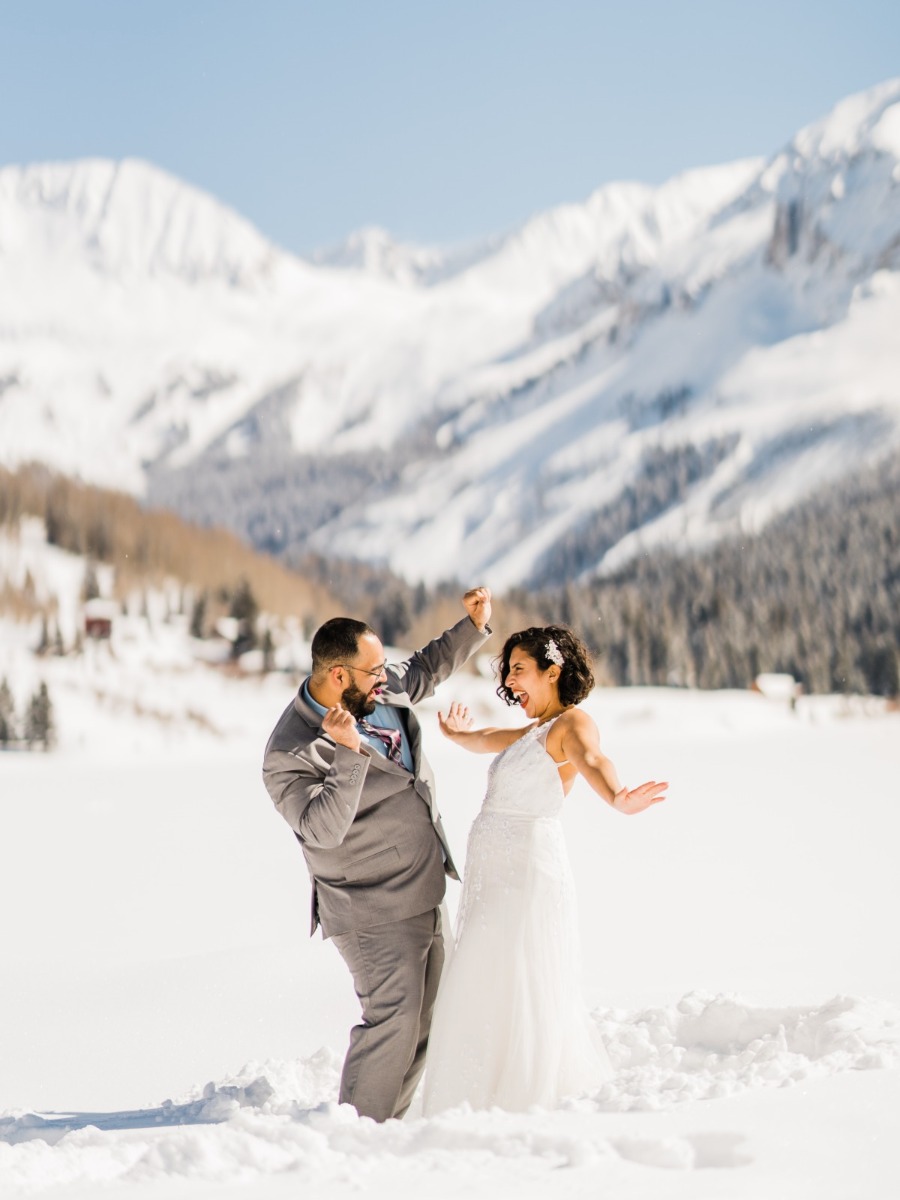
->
xmin=495 ymin=625 xmax=595 ymax=708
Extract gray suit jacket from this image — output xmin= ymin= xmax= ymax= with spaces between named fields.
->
xmin=262 ymin=616 xmax=490 ymax=937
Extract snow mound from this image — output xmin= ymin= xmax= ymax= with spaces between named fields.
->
xmin=594 ymin=991 xmax=900 ymax=1110
xmin=2 ymin=993 xmax=896 ymax=1190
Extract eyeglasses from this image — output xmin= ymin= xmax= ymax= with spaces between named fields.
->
xmin=337 ymin=662 xmax=387 ymax=679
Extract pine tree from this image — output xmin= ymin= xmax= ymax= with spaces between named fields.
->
xmin=190 ymin=590 xmax=208 ymax=639
xmin=229 ymin=578 xmax=258 ymax=655
xmin=229 ymin=578 xmax=259 ymax=625
xmin=82 ymin=561 xmax=100 ymax=602
xmin=372 ymin=589 xmax=412 ymax=646
xmin=35 ymin=613 xmax=50 ymax=655
xmin=261 ymin=627 xmax=275 ymax=673
xmin=24 ymin=682 xmax=55 ymax=751
xmin=0 ymin=676 xmax=15 ymax=746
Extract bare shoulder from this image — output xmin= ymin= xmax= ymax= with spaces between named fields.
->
xmin=556 ymin=707 xmax=597 ymax=737
xmin=543 ymin=707 xmax=593 ymax=758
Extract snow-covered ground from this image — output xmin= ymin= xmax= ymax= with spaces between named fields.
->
xmin=1 ymin=624 xmax=898 ymax=1198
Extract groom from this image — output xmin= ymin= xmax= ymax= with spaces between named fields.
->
xmin=262 ymin=587 xmax=492 ymax=1121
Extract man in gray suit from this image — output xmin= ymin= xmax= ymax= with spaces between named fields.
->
xmin=262 ymin=587 xmax=492 ymax=1121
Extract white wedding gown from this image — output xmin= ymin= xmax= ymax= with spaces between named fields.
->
xmin=422 ymin=718 xmax=612 ymax=1114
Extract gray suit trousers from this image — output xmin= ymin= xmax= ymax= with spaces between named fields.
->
xmin=331 ymin=907 xmax=444 ymax=1121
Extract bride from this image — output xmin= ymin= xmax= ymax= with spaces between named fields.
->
xmin=422 ymin=625 xmax=668 ymax=1115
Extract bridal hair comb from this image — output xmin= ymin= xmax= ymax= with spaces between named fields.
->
xmin=545 ymin=638 xmax=565 ymax=667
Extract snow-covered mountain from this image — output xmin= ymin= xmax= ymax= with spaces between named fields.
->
xmin=1 ymin=79 xmax=899 ymax=586
xmin=309 ymin=224 xmax=499 ymax=286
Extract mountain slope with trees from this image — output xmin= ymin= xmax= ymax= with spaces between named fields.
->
xmin=530 ymin=449 xmax=900 ymax=695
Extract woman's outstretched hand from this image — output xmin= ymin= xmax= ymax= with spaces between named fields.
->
xmin=438 ymin=701 xmax=474 ymax=739
xmin=613 ymin=780 xmax=669 ymax=815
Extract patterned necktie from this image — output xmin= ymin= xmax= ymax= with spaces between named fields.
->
xmin=358 ymin=719 xmax=405 ymax=766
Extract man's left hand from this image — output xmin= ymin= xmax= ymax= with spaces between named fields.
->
xmin=463 ymin=586 xmax=492 ymax=632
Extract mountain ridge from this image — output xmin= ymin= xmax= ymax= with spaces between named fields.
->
xmin=1 ymin=78 xmax=898 ymax=587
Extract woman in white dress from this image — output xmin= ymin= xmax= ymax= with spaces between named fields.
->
xmin=422 ymin=625 xmax=668 ymax=1115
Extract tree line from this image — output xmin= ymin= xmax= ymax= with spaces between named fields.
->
xmin=298 ymin=446 xmax=899 ymax=697
xmin=521 ymin=448 xmax=900 ymax=695
xmin=0 ymin=462 xmax=338 ymax=624
xmin=2 ymin=448 xmax=897 ymax=697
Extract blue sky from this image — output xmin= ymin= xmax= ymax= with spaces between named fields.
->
xmin=2 ymin=0 xmax=897 ymax=255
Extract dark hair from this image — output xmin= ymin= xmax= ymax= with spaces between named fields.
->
xmin=495 ymin=625 xmax=595 ymax=708
xmin=311 ymin=617 xmax=375 ymax=674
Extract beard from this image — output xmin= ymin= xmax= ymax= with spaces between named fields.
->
xmin=341 ymin=679 xmax=377 ymax=720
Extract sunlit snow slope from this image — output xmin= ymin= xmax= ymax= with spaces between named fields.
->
xmin=1 ymin=80 xmax=899 ymax=585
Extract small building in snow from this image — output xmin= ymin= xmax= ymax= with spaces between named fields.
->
xmin=83 ymin=598 xmax=119 ymax=640
xmin=751 ymin=673 xmax=802 ymax=708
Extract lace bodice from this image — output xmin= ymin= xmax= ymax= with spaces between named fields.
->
xmin=482 ymin=720 xmax=565 ymax=819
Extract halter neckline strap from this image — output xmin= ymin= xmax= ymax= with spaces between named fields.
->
xmin=532 ymin=715 xmax=569 ymax=765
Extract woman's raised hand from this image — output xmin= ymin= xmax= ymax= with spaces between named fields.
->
xmin=438 ymin=701 xmax=474 ymax=739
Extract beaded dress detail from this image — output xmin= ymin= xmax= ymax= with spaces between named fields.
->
xmin=422 ymin=719 xmax=612 ymax=1114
